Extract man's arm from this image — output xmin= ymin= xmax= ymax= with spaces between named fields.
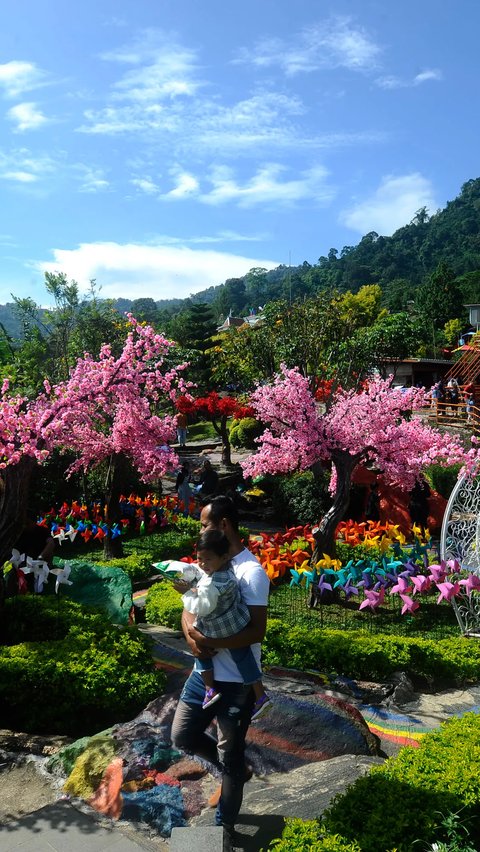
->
xmin=181 ymin=609 xmax=216 ymax=658
xmin=188 ymin=605 xmax=267 ymax=649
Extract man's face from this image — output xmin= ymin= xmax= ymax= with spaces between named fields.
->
xmin=199 ymin=506 xmax=219 ymax=534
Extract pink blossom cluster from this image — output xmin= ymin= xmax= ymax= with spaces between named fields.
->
xmin=243 ymin=368 xmax=479 ymax=489
xmin=0 ymin=317 xmax=193 ymax=481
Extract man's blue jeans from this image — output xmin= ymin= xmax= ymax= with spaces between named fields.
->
xmin=171 ymin=670 xmax=254 ymax=828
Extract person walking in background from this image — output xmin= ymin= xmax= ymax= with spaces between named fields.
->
xmin=175 ymin=462 xmax=192 ymax=517
xmin=176 ymin=411 xmax=188 ymax=447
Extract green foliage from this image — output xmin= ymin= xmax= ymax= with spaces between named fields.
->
xmin=335 ymin=541 xmax=384 ymax=565
xmin=145 ymin=581 xmax=184 ymax=630
xmin=322 ymin=714 xmax=480 ymax=852
xmin=90 ymin=553 xmax=153 ymax=581
xmin=229 ymin=416 xmax=263 ymax=449
xmin=263 ymin=620 xmax=480 ymax=684
xmin=1 ymin=595 xmax=105 ymax=644
xmin=0 ymin=597 xmax=164 ymax=735
xmin=258 ymin=471 xmax=331 ymax=526
xmin=267 ymin=819 xmax=360 ymax=851
xmin=143 ymin=530 xmax=198 ymax=562
xmin=424 ymin=463 xmax=462 ymax=499
xmin=173 ymin=516 xmax=201 ymax=537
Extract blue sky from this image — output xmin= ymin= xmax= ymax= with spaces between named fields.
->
xmin=0 ymin=0 xmax=478 ymax=305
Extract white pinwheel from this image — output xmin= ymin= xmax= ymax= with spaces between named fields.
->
xmin=49 ymin=562 xmax=73 ymax=594
xmin=24 ymin=557 xmax=50 ymax=593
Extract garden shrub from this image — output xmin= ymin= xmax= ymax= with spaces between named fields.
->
xmin=229 ymin=416 xmax=263 ymax=449
xmin=0 ymin=599 xmax=165 ymax=735
xmin=94 ymin=553 xmax=153 ymax=581
xmin=173 ymin=516 xmax=201 ymax=536
xmin=147 ymin=530 xmax=197 ymax=561
xmin=258 ymin=471 xmax=331 ymax=526
xmin=335 ymin=541 xmax=384 ymax=565
xmin=145 ymin=581 xmax=184 ymax=630
xmin=263 ymin=620 xmax=480 ymax=684
xmin=322 ymin=713 xmax=480 ymax=852
xmin=267 ymin=818 xmax=360 ymax=851
xmin=1 ymin=595 xmax=106 ymax=645
xmin=424 ymin=462 xmax=462 ymax=499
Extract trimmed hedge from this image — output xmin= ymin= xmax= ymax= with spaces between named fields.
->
xmin=267 ymin=820 xmax=360 ymax=851
xmin=145 ymin=580 xmax=184 ymax=630
xmin=267 ymin=715 xmax=480 ymax=851
xmin=0 ymin=597 xmax=165 ymax=735
xmin=264 ymin=620 xmax=480 ymax=684
xmin=322 ymin=713 xmax=480 ymax=851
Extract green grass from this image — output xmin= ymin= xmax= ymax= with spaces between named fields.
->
xmin=186 ymin=420 xmax=218 ymax=441
xmin=269 ymin=583 xmax=459 ymax=639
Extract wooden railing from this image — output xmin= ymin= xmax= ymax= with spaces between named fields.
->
xmin=426 ymin=401 xmax=480 ymax=432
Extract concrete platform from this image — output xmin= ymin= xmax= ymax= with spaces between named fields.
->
xmin=0 ymin=801 xmax=166 ymax=852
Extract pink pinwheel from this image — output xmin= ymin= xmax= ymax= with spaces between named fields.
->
xmin=400 ymin=593 xmax=420 ymax=615
xmin=410 ymin=574 xmax=433 ymax=596
xmin=459 ymin=574 xmax=480 ymax=595
xmin=428 ymin=562 xmax=447 ymax=584
xmin=446 ymin=558 xmax=461 ymax=574
xmin=390 ymin=576 xmax=412 ymax=596
xmin=436 ymin=581 xmax=460 ymax=604
xmin=359 ymin=588 xmax=385 ymax=611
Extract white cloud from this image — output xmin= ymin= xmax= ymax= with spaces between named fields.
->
xmin=235 ymin=16 xmax=382 ymax=75
xmin=413 ymin=68 xmax=442 ymax=85
xmin=162 ymin=171 xmax=199 ymax=199
xmin=100 ymin=29 xmax=201 ymax=103
xmin=130 ymin=162 xmax=334 ymax=208
xmin=7 ymin=101 xmax=48 ymax=132
xmin=340 ymin=173 xmax=438 ymax=235
xmin=76 ymin=165 xmax=110 ymax=193
xmin=201 ymin=163 xmax=334 ymax=208
xmin=0 ymin=61 xmax=47 ymax=98
xmin=376 ymin=68 xmax=443 ymax=89
xmin=131 ymin=177 xmax=159 ymax=194
xmin=0 ymin=148 xmax=55 ymax=183
xmin=36 ymin=241 xmax=280 ymax=300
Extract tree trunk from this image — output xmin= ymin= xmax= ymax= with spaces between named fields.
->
xmin=0 ymin=456 xmax=37 ymax=615
xmin=103 ymin=453 xmax=126 ymax=559
xmin=220 ymin=415 xmax=232 ymax=466
xmin=311 ymin=450 xmax=362 ymax=562
xmin=0 ymin=457 xmax=36 ymax=564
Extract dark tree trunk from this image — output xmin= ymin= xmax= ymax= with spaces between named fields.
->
xmin=219 ymin=415 xmax=232 ymax=466
xmin=103 ymin=453 xmax=126 ymax=559
xmin=311 ymin=450 xmax=363 ymax=562
xmin=0 ymin=457 xmax=36 ymax=564
xmin=212 ymin=416 xmax=232 ymax=466
xmin=0 ymin=456 xmax=37 ymax=614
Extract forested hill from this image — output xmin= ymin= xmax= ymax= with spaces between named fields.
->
xmin=2 ymin=177 xmax=480 ymax=340
xmin=210 ymin=176 xmax=480 ymax=315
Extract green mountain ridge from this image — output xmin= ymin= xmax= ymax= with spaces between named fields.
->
xmin=2 ymin=176 xmax=480 ymax=339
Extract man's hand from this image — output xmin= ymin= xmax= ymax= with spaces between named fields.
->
xmin=172 ymin=578 xmax=191 ymax=594
xmin=188 ymin=624 xmax=211 ymax=647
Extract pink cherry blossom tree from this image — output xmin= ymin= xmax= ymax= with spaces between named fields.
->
xmin=243 ymin=366 xmax=479 ymax=559
xmin=0 ymin=316 xmax=191 ymax=563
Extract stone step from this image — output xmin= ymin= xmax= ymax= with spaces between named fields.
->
xmin=170 ymin=825 xmax=226 ymax=851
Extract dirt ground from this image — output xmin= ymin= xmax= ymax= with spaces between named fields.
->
xmin=0 ymin=759 xmax=58 ymax=824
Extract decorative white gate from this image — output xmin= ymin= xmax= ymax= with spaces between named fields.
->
xmin=440 ymin=475 xmax=480 ymax=635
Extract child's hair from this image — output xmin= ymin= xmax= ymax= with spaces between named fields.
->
xmin=197 ymin=529 xmax=230 ymax=557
